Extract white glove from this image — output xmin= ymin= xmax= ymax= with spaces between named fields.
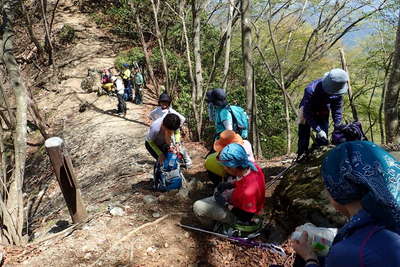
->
xmin=317 ymin=130 xmax=327 ymax=140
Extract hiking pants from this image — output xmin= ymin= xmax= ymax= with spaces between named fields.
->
xmin=123 ymin=80 xmax=132 ymax=101
xmin=134 ymin=85 xmax=143 ymax=104
xmin=193 ymin=197 xmax=235 ymax=227
xmin=297 ymin=118 xmax=329 ymax=156
xmin=117 ymin=93 xmax=126 ymax=114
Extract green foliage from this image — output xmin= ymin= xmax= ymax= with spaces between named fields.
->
xmin=59 ymin=24 xmax=75 ymax=44
xmin=115 ymin=47 xmax=145 ymax=70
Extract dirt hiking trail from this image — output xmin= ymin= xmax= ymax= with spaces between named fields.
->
xmin=5 ymin=1 xmax=294 ymax=266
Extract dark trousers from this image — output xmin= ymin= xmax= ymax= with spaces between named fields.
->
xmin=123 ymin=80 xmax=132 ymax=101
xmin=117 ymin=93 xmax=126 ymax=114
xmin=297 ymin=118 xmax=329 ymax=156
xmin=134 ymin=86 xmax=143 ymax=104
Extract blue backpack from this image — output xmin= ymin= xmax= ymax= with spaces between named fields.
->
xmin=153 ymin=152 xmax=183 ymax=191
xmin=229 ymin=105 xmax=249 ymax=139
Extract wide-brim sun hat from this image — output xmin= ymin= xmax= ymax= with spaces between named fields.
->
xmin=322 ymin=68 xmax=349 ymax=95
xmin=210 ymin=88 xmax=228 ymax=107
xmin=214 ymin=130 xmax=244 ymax=152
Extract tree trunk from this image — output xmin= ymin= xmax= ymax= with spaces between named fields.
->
xmin=135 ymin=13 xmax=158 ymax=95
xmin=241 ymin=0 xmax=253 ymax=115
xmin=222 ymin=0 xmax=235 ymax=90
xmin=1 ymin=0 xmax=28 ymax=245
xmin=40 ymin=0 xmax=54 ymax=65
xmin=339 ymin=48 xmax=358 ymax=121
xmin=150 ymin=0 xmax=170 ymax=92
xmin=192 ymin=0 xmax=206 ymax=103
xmin=384 ymin=13 xmax=400 ymax=144
xmin=21 ymin=1 xmax=44 ymax=56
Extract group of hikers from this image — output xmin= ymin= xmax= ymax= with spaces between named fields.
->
xmin=142 ymin=68 xmax=400 ymax=266
xmin=100 ymin=63 xmax=145 ymax=115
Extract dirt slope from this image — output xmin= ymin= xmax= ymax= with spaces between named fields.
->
xmin=4 ymin=1 xmax=293 ymax=266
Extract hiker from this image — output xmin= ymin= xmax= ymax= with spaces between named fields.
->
xmin=296 ymin=68 xmax=348 ymax=161
xmin=111 ymin=76 xmax=126 ymax=116
xmin=121 ymin=63 xmax=133 ymax=101
xmin=100 ymin=68 xmax=114 ymax=92
xmin=133 ymin=65 xmax=144 ymax=104
xmin=145 ymin=113 xmax=192 ymax=168
xmin=193 ymin=143 xmax=265 ymax=228
xmin=206 ymin=88 xmax=233 ymax=137
xmin=205 ymin=130 xmax=255 ymax=186
xmin=292 ymin=141 xmax=400 ymax=267
xmin=148 ymin=91 xmax=185 ymax=124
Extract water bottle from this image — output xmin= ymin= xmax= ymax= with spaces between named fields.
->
xmin=291 ymin=223 xmax=338 ymax=256
xmin=168 ymin=153 xmax=177 ymax=170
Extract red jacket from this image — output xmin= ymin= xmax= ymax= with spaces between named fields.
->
xmin=229 ymin=164 xmax=265 ymax=214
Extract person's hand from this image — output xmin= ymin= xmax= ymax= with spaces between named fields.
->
xmin=317 ymin=130 xmax=327 ymax=141
xmin=227 ymin=204 xmax=234 ymax=210
xmin=292 ymin=232 xmax=317 ymax=261
xmin=158 ymin=154 xmax=166 ymax=164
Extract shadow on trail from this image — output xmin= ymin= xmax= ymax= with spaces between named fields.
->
xmin=73 ymin=93 xmax=150 ymax=127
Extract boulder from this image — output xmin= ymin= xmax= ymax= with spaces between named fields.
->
xmin=271 ymin=146 xmax=346 ymax=234
xmin=81 ymin=68 xmax=101 ymax=93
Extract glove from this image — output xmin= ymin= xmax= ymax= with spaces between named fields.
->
xmin=317 ymin=130 xmax=327 ymax=141
xmin=216 ymin=182 xmax=235 ymax=193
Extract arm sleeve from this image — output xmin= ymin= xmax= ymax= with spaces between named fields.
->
xmin=220 ymin=108 xmax=233 ymax=130
xmin=147 ymin=140 xmax=163 ymax=156
xmin=174 ymin=130 xmax=181 ymax=144
xmin=330 ymin=96 xmax=343 ymax=126
xmin=302 ymin=88 xmax=321 ymax=132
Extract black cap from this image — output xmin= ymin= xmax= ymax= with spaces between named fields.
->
xmin=158 ymin=92 xmax=172 ymax=103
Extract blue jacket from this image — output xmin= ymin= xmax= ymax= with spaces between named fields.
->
xmin=309 ymin=210 xmax=400 ymax=267
xmin=299 ymin=79 xmax=343 ymax=132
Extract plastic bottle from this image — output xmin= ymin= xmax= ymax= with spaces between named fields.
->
xmin=291 ymin=223 xmax=338 ymax=256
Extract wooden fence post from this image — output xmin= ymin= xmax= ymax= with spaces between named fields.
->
xmin=45 ymin=137 xmax=87 ymax=223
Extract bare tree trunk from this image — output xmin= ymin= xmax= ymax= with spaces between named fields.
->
xmin=21 ymin=1 xmax=44 ymax=56
xmin=241 ymin=0 xmax=253 ymax=115
xmin=40 ymin=0 xmax=54 ymax=65
xmin=384 ymin=12 xmax=400 ymax=144
xmin=135 ymin=14 xmax=158 ymax=95
xmin=27 ymin=88 xmax=50 ymax=139
xmin=1 ymin=0 xmax=28 ymax=245
xmin=150 ymin=0 xmax=170 ymax=92
xmin=222 ymin=0 xmax=235 ymax=90
xmin=339 ymin=48 xmax=358 ymax=121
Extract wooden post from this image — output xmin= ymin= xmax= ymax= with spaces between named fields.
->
xmin=339 ymin=48 xmax=359 ymax=121
xmin=45 ymin=137 xmax=87 ymax=223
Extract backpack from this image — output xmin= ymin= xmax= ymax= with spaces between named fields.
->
xmin=153 ymin=152 xmax=183 ymax=191
xmin=331 ymin=121 xmax=367 ymax=145
xmin=228 ymin=105 xmax=249 ymax=139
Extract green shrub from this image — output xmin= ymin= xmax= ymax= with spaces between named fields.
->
xmin=59 ymin=24 xmax=75 ymax=44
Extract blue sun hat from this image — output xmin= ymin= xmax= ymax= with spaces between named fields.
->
xmin=218 ymin=143 xmax=256 ymax=171
xmin=322 ymin=68 xmax=349 ymax=95
xmin=321 ymin=141 xmax=400 ymax=232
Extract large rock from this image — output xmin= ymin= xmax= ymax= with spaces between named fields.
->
xmin=81 ymin=68 xmax=101 ymax=93
xmin=271 ymin=146 xmax=346 ymax=234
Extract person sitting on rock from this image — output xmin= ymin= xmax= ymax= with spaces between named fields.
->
xmin=205 ymin=130 xmax=255 ymax=186
xmin=145 ymin=113 xmax=192 ymax=168
xmin=293 ymin=141 xmax=400 ymax=267
xmin=193 ymin=143 xmax=265 ymax=228
xmin=148 ymin=91 xmax=185 ymax=125
xmin=297 ymin=68 xmax=348 ymax=161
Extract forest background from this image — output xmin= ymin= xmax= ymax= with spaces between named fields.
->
xmin=0 ymin=0 xmax=399 ymax=246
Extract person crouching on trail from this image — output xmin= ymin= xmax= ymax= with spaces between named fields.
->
xmin=148 ymin=92 xmax=191 ymax=167
xmin=133 ymin=65 xmax=144 ymax=104
xmin=112 ymin=76 xmax=126 ymax=116
xmin=297 ymin=68 xmax=348 ymax=161
xmin=145 ymin=113 xmax=192 ymax=168
xmin=193 ymin=143 xmax=265 ymax=227
xmin=205 ymin=130 xmax=255 ymax=186
xmin=121 ymin=63 xmax=133 ymax=101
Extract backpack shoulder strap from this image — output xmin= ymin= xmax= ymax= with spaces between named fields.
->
xmin=359 ymin=226 xmax=384 ymax=267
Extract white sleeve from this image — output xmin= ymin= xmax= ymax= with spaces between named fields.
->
xmin=146 ymin=119 xmax=161 ymax=141
xmin=223 ymin=120 xmax=233 ymax=130
xmin=148 ymin=108 xmax=157 ymax=120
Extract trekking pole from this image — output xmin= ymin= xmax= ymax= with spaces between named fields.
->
xmin=266 ymin=159 xmax=297 ymax=189
xmin=178 ymin=223 xmax=286 ymax=256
